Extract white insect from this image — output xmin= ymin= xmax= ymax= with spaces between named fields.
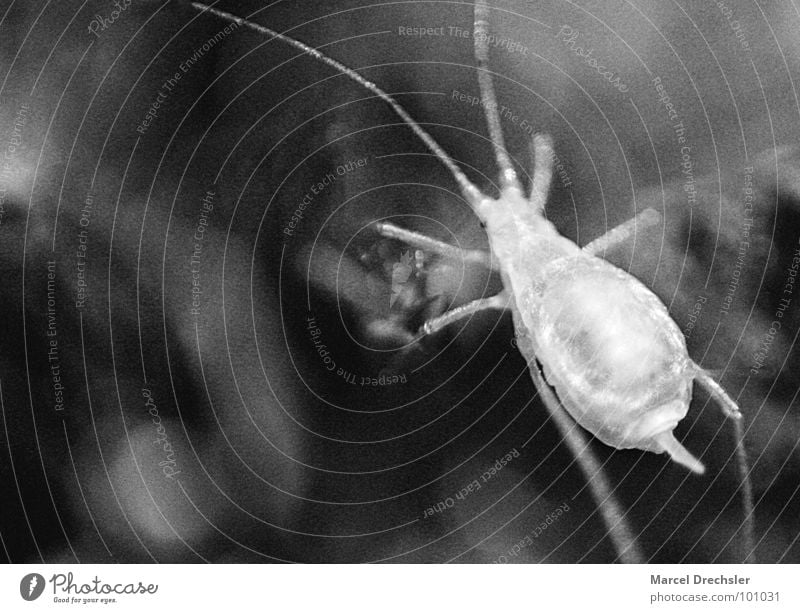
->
xmin=192 ymin=0 xmax=743 ymax=474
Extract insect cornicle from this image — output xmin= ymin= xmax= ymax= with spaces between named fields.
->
xmin=191 ymin=0 xmax=743 ymax=474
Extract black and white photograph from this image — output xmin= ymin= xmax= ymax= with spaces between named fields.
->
xmin=0 ymin=0 xmax=799 ymax=607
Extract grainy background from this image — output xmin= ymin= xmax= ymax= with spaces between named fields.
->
xmin=0 ymin=0 xmax=798 ymax=563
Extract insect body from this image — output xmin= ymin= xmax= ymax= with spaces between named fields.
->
xmin=512 ymin=231 xmax=702 ymax=472
xmin=452 ymin=132 xmax=735 ymax=474
xmin=192 ymin=0 xmax=742 ymax=474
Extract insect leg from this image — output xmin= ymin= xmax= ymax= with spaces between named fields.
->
xmin=528 ymin=134 xmax=555 ymax=215
xmin=527 ymin=360 xmax=645 ymax=563
xmin=375 ymin=221 xmax=496 ymax=270
xmin=474 ymin=0 xmax=523 ymax=194
xmin=692 ymin=366 xmax=743 ymax=420
xmin=732 ymin=417 xmax=757 ymax=563
xmin=582 ymin=208 xmax=662 ymax=256
xmin=419 ymin=292 xmax=509 ymax=337
xmin=693 ymin=364 xmax=755 ymax=561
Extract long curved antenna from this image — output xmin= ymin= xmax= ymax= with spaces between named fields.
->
xmin=474 ymin=0 xmax=522 ymax=193
xmin=190 ymin=2 xmax=484 ymax=207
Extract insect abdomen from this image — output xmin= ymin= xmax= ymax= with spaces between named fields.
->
xmin=521 ymin=255 xmax=694 ymax=451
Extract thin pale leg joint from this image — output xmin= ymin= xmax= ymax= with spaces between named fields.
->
xmin=419 ymin=292 xmax=509 ymax=337
xmin=528 ymin=134 xmax=554 ymax=214
xmin=692 ymin=365 xmax=743 ymax=420
xmin=583 ymin=208 xmax=662 ymax=256
xmin=375 ymin=222 xmax=495 ymax=270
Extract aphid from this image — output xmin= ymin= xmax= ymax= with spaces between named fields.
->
xmin=191 ymin=1 xmax=743 ymax=474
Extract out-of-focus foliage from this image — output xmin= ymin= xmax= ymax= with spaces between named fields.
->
xmin=0 ymin=0 xmax=797 ymax=563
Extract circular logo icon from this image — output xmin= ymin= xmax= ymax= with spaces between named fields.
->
xmin=20 ymin=573 xmax=45 ymax=601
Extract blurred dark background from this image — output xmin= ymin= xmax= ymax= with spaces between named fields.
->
xmin=0 ymin=0 xmax=798 ymax=563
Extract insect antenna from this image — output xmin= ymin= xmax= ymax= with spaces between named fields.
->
xmin=473 ymin=0 xmax=523 ymax=194
xmin=189 ymin=2 xmax=484 ymax=208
